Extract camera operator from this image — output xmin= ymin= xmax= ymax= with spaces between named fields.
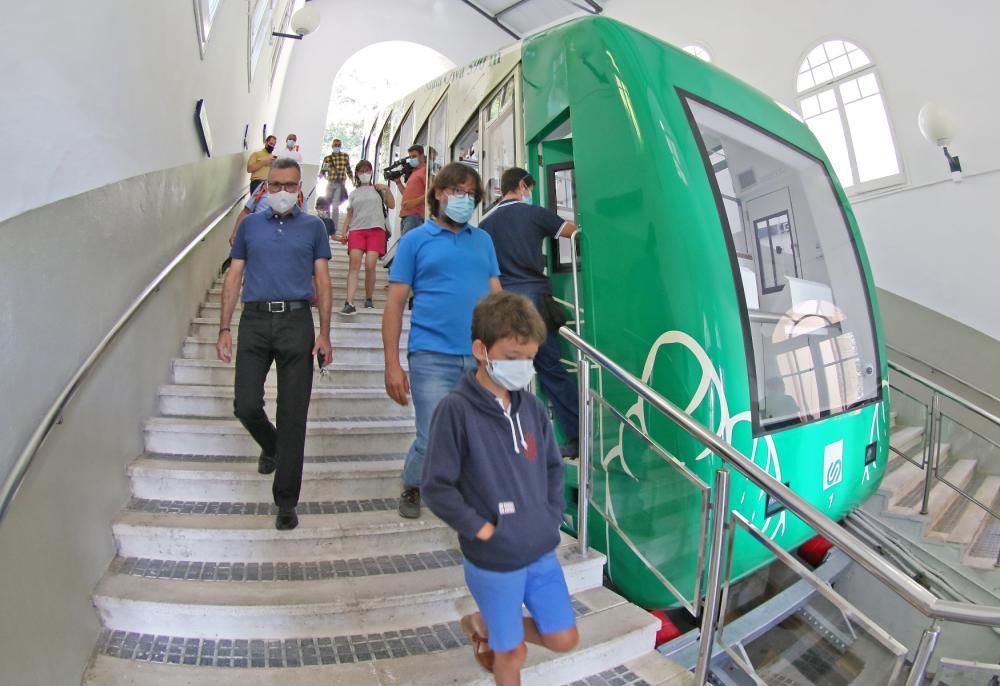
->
xmin=395 ymin=145 xmax=427 ymax=234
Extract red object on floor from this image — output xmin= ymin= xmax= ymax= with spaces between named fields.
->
xmin=799 ymin=535 xmax=833 ymax=566
xmin=650 ymin=609 xmax=681 ymax=646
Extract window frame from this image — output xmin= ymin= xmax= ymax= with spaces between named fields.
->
xmin=248 ymin=0 xmax=274 ymax=89
xmin=678 ymin=88 xmax=884 ymax=437
xmin=193 ymin=0 xmax=225 ymax=58
xmin=270 ymin=0 xmax=294 ymax=87
xmin=795 ymin=42 xmax=905 ymax=195
xmin=480 ymin=73 xmax=518 ymax=212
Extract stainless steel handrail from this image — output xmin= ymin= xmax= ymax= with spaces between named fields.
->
xmin=888 ymin=343 xmax=1000 ymax=408
xmin=559 ymin=325 xmax=1000 ymax=629
xmin=0 ymin=191 xmax=247 ymax=523
xmin=889 ymin=359 xmax=1000 ymax=427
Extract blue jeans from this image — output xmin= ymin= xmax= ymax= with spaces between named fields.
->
xmin=400 ymin=214 xmax=423 ymax=235
xmin=402 ymin=351 xmax=477 ymax=487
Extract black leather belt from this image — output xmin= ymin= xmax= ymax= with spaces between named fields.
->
xmin=244 ymin=300 xmax=310 ymax=313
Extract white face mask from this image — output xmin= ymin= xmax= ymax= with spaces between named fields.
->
xmin=269 ymin=190 xmax=297 ymax=214
xmin=358 ymin=173 xmax=372 ymax=184
xmin=486 ymin=354 xmax=536 ymax=391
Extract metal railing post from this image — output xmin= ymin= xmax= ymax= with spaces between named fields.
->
xmin=905 ymin=621 xmax=941 ymax=686
xmin=694 ymin=468 xmax=730 ymax=684
xmin=577 ymin=356 xmax=592 ymax=557
xmin=920 ymin=394 xmax=940 ymax=515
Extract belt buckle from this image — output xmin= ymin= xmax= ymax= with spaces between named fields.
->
xmin=267 ymin=301 xmax=286 ymax=313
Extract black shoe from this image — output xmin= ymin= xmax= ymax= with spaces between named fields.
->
xmin=364 ymin=298 xmax=374 ymax=309
xmin=340 ymin=302 xmax=357 ymax=315
xmin=276 ymin=507 xmax=298 ymax=530
xmin=398 ymin=487 xmax=421 ymax=519
xmin=258 ymin=450 xmax=277 ymax=474
xmin=559 ymin=440 xmax=580 ymax=459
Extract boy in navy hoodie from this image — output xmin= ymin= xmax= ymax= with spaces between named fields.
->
xmin=422 ymin=292 xmax=579 ymax=684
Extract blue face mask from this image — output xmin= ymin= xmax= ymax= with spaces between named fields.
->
xmin=521 ymin=192 xmax=533 ymax=205
xmin=332 ymin=147 xmax=341 ymax=153
xmin=444 ymin=193 xmax=475 ymax=224
xmin=286 ymin=140 xmax=295 ymax=149
xmin=407 ymin=157 xmax=420 ymax=168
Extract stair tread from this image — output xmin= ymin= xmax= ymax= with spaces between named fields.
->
xmin=146 ymin=416 xmax=414 ymax=434
xmin=891 ymin=458 xmax=974 ymax=516
xmin=948 ymin=476 xmax=1000 ymax=544
xmin=174 ymin=358 xmax=397 ymax=371
xmin=84 ymin=599 xmax=663 ymax=685
xmin=159 ymin=385 xmax=392 ymax=398
xmin=128 ymin=457 xmax=404 ymax=479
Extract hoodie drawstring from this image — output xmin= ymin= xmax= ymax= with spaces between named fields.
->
xmin=498 ymin=402 xmax=528 ymax=454
xmin=514 ymin=412 xmax=528 ymax=452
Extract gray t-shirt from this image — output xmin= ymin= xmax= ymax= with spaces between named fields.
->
xmin=346 ymin=186 xmax=386 ymax=232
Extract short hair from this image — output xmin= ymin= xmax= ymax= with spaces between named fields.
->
xmin=355 ymin=159 xmax=373 ymax=176
xmin=472 ymin=292 xmax=547 ymax=348
xmin=265 ymin=135 xmax=277 ymax=144
xmin=315 ymin=196 xmax=330 ymax=209
xmin=427 ymin=162 xmax=484 ymax=218
xmin=271 ymin=158 xmax=301 ymax=174
xmin=500 ymin=167 xmax=534 ymax=195
xmin=408 ymin=144 xmax=424 ymax=156
xmin=332 ymin=138 xmax=342 ymax=145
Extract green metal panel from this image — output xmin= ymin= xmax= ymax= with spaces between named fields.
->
xmin=521 ymin=17 xmax=890 ymax=610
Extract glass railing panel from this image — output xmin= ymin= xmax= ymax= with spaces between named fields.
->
xmin=714 ymin=512 xmax=908 ymax=685
xmin=586 ymin=392 xmax=710 ymax=616
xmin=887 ymin=385 xmax=930 ymax=468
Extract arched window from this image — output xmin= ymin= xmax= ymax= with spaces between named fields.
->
xmin=796 ymin=40 xmax=902 ymax=192
xmin=683 ymin=45 xmax=712 ymax=62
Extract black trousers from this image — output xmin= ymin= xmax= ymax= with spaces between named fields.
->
xmin=249 ymin=179 xmax=265 ymax=194
xmin=233 ymin=308 xmax=315 ymax=508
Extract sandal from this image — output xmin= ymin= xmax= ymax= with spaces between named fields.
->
xmin=461 ymin=614 xmax=494 ymax=673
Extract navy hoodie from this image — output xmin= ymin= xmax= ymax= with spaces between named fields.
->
xmin=421 ymin=371 xmax=564 ymax=572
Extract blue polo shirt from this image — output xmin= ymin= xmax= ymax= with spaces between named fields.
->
xmin=231 ymin=206 xmax=331 ymax=302
xmin=389 ymin=218 xmax=500 ymax=356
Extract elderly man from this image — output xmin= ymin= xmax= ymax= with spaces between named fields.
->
xmin=217 ymin=158 xmax=333 ymax=531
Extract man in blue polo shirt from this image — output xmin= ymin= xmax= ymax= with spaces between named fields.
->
xmin=480 ymin=167 xmax=580 ymax=457
xmin=382 ymin=162 xmax=501 ymax=518
xmin=217 ymin=158 xmax=333 ymax=531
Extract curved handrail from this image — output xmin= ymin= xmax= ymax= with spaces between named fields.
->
xmin=888 ymin=358 xmax=1000 ymax=427
xmin=0 ymin=191 xmax=248 ymax=523
xmin=558 ymin=326 xmax=1000 ymax=629
xmin=887 ymin=344 xmax=1000 ymax=409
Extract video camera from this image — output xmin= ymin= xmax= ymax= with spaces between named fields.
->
xmin=382 ymin=158 xmax=413 ymax=182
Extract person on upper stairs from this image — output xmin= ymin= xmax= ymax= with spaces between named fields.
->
xmin=275 ymin=133 xmax=302 ymax=164
xmin=217 ymin=157 xmax=332 ymax=531
xmin=335 ymin=159 xmax=393 ymax=315
xmin=247 ymin=135 xmax=277 ymax=194
xmin=319 ymin=138 xmax=354 ymax=230
xmin=422 ymin=292 xmax=579 ymax=684
xmin=395 ymin=144 xmax=428 ymax=235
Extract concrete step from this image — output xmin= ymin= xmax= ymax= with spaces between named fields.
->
xmin=963 ymin=514 xmax=1000 ymax=570
xmin=128 ymin=457 xmax=405 ymax=503
xmin=191 ymin=315 xmax=407 ymax=340
xmin=111 ymin=508 xmax=451 ymax=562
xmin=879 ymin=459 xmax=924 ymax=500
xmin=934 ymin=476 xmax=1000 ymax=545
xmin=93 ymin=537 xmax=605 ymax=639
xmin=887 ymin=425 xmax=925 ymax=465
xmin=144 ymin=416 xmax=414 ymax=457
xmin=885 ymin=444 xmax=951 ymax=510
xmin=889 ymin=410 xmax=897 ymax=429
xmin=158 ymin=385 xmax=409 ymax=419
xmin=171 ymin=359 xmax=397 ymax=387
xmin=889 ymin=458 xmax=975 ymax=516
xmin=182 ymin=338 xmax=401 ymax=364
xmin=83 ymin=588 xmax=675 ymax=685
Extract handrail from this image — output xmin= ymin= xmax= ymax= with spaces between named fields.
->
xmin=558 ymin=325 xmax=1000 ymax=628
xmin=0 ymin=191 xmax=248 ymax=523
xmin=888 ymin=358 xmax=1000 ymax=428
xmin=887 ymin=344 xmax=1000 ymax=409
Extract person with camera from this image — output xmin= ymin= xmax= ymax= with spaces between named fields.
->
xmin=247 ymin=135 xmax=277 ymax=194
xmin=395 ymin=144 xmax=427 ymax=234
xmin=336 ymin=160 xmax=394 ymax=314
xmin=319 ymin=138 xmax=354 ymax=230
xmin=217 ymin=158 xmax=333 ymax=531
xmin=479 ymin=167 xmax=580 ymax=458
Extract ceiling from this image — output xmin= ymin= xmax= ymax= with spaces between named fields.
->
xmin=456 ymin=0 xmax=604 ymax=39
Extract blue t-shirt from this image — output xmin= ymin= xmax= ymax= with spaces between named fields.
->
xmin=389 ymin=218 xmax=500 ymax=356
xmin=479 ymin=200 xmax=566 ymax=292
xmin=231 ymin=206 xmax=331 ymax=302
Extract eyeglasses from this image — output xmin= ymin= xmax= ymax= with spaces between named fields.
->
xmin=445 ymin=187 xmax=472 ymax=198
xmin=267 ymin=181 xmax=301 ymax=193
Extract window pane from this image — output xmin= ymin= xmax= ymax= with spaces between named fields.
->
xmin=839 ymin=78 xmax=861 ymax=104
xmin=847 ymin=50 xmax=870 ymax=70
xmin=428 ymin=94 xmax=448 ymax=181
xmin=845 ymin=95 xmax=900 ymax=182
xmin=797 ymin=72 xmax=815 ymax=93
xmin=825 ymin=41 xmax=846 ymax=59
xmin=805 ymin=111 xmax=855 ymax=187
xmin=799 ymin=96 xmax=819 ymax=119
xmin=484 ymin=107 xmax=515 ymax=206
xmin=453 ymin=115 xmax=479 ymax=170
xmin=858 ymin=72 xmax=879 ymax=97
xmin=808 ymin=45 xmax=828 ymax=69
xmin=817 ymin=89 xmax=837 ymax=113
xmin=812 ymin=63 xmax=834 ymax=86
xmin=686 ymin=97 xmax=881 ymax=431
xmin=830 ymin=55 xmax=852 ymax=77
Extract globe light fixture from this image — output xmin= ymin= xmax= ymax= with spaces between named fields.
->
xmin=918 ymin=103 xmax=962 ymax=181
xmin=273 ymin=2 xmax=320 ymax=40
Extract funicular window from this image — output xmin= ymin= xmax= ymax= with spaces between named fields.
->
xmin=483 ymin=77 xmax=516 ymax=208
xmin=428 ymin=94 xmax=448 ymax=184
xmin=683 ymin=94 xmax=882 ymax=433
xmin=453 ymin=114 xmax=480 ymax=170
xmin=376 ymin=116 xmax=393 ymax=177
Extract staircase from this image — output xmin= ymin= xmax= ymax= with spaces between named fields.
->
xmin=862 ymin=412 xmax=1000 ymax=595
xmin=82 ymin=248 xmax=691 ymax=684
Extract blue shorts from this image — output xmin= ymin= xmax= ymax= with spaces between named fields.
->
xmin=463 ymin=551 xmax=576 ymax=652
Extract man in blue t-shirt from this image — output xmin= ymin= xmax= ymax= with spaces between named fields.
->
xmin=479 ymin=167 xmax=580 ymax=457
xmin=217 ymin=159 xmax=332 ymax=532
xmin=382 ymin=162 xmax=501 ymax=519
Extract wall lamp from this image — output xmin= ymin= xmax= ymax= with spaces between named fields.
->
xmin=273 ymin=4 xmax=320 ymax=40
xmin=918 ymin=103 xmax=962 ymax=181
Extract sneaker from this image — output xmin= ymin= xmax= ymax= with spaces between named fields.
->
xmin=258 ymin=449 xmax=277 ymax=475
xmin=398 ymin=487 xmax=421 ymax=519
xmin=340 ymin=302 xmax=357 ymax=315
xmin=275 ymin=507 xmax=298 ymax=530
xmin=364 ymin=298 xmax=374 ymax=309
xmin=559 ymin=440 xmax=580 ymax=459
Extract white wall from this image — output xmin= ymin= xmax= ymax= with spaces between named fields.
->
xmin=273 ymin=0 xmax=512 ymax=165
xmin=603 ymin=0 xmax=1000 ymax=341
xmin=0 ymin=0 xmax=301 ymax=223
